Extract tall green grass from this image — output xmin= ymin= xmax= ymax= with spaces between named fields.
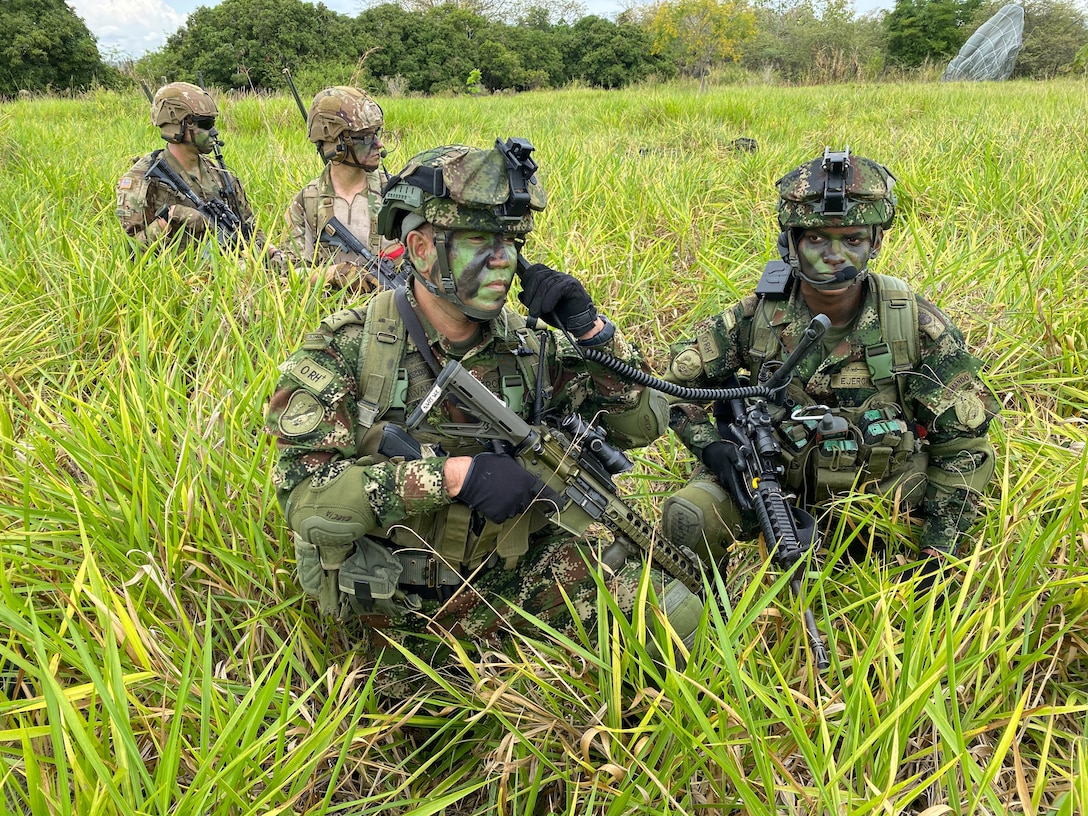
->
xmin=0 ymin=79 xmax=1086 ymax=814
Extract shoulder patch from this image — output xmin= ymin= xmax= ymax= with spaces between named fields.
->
xmin=279 ymin=390 xmax=324 ymax=436
xmin=291 ymin=358 xmax=336 ymax=393
xmin=118 ymin=177 xmax=133 ymax=190
xmin=917 ymin=300 xmax=948 ymax=341
xmin=670 ymin=348 xmax=705 ymax=382
xmin=695 ymin=321 xmax=723 ymax=364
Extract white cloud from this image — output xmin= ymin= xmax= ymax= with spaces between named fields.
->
xmin=70 ymin=0 xmax=188 ymax=58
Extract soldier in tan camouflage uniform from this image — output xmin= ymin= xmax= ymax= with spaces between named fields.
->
xmin=661 ymin=148 xmax=999 ymax=594
xmin=115 ymin=82 xmax=284 ymax=264
xmin=265 ymin=141 xmax=703 ymax=665
xmin=284 ymin=87 xmax=403 ymax=293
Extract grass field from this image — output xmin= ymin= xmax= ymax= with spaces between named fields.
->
xmin=1 ymin=78 xmax=1087 ymax=814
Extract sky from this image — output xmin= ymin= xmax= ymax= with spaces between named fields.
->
xmin=73 ymin=0 xmax=890 ymax=59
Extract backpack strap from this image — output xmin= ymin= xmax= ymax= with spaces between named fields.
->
xmin=354 ymin=289 xmax=407 ymax=431
xmin=865 ymin=274 xmax=919 ymax=419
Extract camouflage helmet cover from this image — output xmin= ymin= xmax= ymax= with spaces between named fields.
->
xmin=307 ymin=87 xmax=384 ymax=144
xmin=151 ymin=82 xmax=218 ymax=133
xmin=378 ymin=143 xmax=547 ymax=239
xmin=776 ymin=151 xmax=897 ymax=230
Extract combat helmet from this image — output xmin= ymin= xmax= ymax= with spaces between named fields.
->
xmin=378 ymin=138 xmax=547 ymax=319
xmin=307 ymin=87 xmax=384 ymax=164
xmin=151 ymin=82 xmax=218 ymax=144
xmin=775 ymin=147 xmax=896 ymax=286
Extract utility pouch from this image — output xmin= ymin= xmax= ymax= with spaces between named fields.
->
xmin=338 ymin=537 xmax=404 ymax=603
xmin=293 ymin=533 xmax=353 ymax=616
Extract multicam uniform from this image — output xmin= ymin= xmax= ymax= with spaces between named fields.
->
xmin=666 ymin=274 xmax=999 ymax=556
xmin=265 ymin=285 xmax=680 ymax=651
xmin=115 ymin=149 xmax=258 ymax=248
xmin=284 ymin=163 xmax=390 ymax=264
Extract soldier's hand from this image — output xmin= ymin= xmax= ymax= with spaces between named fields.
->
xmin=450 ymin=452 xmax=559 ymax=523
xmin=313 ymin=262 xmax=381 ymax=294
xmin=517 ymin=263 xmax=598 ymax=337
xmin=169 ymin=205 xmax=206 ymax=236
xmin=701 ymin=441 xmax=743 ymax=485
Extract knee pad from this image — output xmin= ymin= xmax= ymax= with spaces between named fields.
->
xmin=658 ymin=578 xmax=704 ymax=650
xmin=661 ymin=480 xmax=736 ymax=571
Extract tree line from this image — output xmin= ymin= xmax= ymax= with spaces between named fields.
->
xmin=2 ymin=0 xmax=1086 ymax=97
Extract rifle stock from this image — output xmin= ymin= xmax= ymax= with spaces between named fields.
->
xmin=405 ymin=360 xmax=707 ymax=594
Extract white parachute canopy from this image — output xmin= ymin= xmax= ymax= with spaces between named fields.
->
xmin=942 ymin=3 xmax=1026 ymax=81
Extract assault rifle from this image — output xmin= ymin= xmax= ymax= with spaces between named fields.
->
xmin=573 ymin=313 xmax=834 ymax=669
xmin=196 ymin=71 xmax=246 ymax=225
xmin=145 ymin=151 xmax=253 ymax=250
xmin=710 ymin=315 xmax=832 ymax=669
xmin=388 ymin=360 xmax=708 ymax=595
xmin=320 ymin=216 xmax=407 ymax=289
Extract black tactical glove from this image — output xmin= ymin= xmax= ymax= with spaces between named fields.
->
xmin=517 ymin=263 xmax=598 ymax=337
xmin=701 ymin=441 xmax=743 ymax=486
xmin=456 ymin=452 xmax=560 ymax=524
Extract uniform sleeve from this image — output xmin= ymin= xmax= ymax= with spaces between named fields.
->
xmin=907 ymin=298 xmax=1000 ymax=554
xmin=284 ymin=191 xmax=312 ymax=262
xmin=662 ymin=298 xmax=756 ymax=457
xmin=542 ymin=322 xmax=667 ymax=450
xmin=265 ymin=330 xmax=454 ymax=545
xmin=115 ymin=159 xmax=166 ymax=246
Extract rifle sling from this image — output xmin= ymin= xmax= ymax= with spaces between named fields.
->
xmin=394 ymin=286 xmax=442 ymax=377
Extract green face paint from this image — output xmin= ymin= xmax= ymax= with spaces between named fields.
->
xmin=797 ymin=226 xmax=875 ymax=287
xmin=447 ymin=231 xmax=517 ymax=317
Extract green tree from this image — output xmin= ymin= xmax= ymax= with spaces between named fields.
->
xmin=885 ymin=0 xmax=981 ymax=67
xmin=646 ymin=0 xmax=756 ymax=89
xmin=742 ymin=0 xmax=887 ymax=82
xmin=0 ymin=0 xmax=107 ymax=95
xmin=559 ymin=15 xmax=677 ymax=88
xmin=147 ymin=0 xmax=356 ymax=90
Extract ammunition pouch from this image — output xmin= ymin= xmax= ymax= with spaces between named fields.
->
xmin=777 ymin=399 xmax=930 ymax=508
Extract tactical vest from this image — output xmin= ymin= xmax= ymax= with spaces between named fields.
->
xmin=307 ymin=167 xmax=385 ymax=259
xmin=321 ymin=289 xmax=547 ymax=574
xmin=749 ymin=274 xmax=929 ymax=506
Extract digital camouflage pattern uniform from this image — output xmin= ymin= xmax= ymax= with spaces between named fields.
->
xmin=266 ymin=286 xmax=675 ymax=651
xmin=666 ymin=280 xmax=999 ymax=555
xmin=663 ymin=150 xmax=998 ymax=561
xmin=266 ymin=141 xmax=690 ymax=664
xmin=116 ymin=150 xmax=259 ymax=248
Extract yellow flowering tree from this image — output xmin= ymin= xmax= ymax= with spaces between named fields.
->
xmin=648 ymin=0 xmax=756 ymax=90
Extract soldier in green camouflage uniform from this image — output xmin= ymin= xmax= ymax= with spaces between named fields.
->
xmin=265 ymin=141 xmax=703 ymax=663
xmin=661 ymin=148 xmax=998 ymax=592
xmin=284 ymin=87 xmax=403 ymax=293
xmin=116 ymin=82 xmax=283 ymax=264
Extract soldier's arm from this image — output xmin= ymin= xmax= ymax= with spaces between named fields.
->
xmin=547 ymin=323 xmax=669 ymax=449
xmin=265 ymin=335 xmax=455 ymax=548
xmin=908 ymin=299 xmax=1000 ymax=555
xmin=284 ymin=192 xmax=313 ymax=262
xmin=661 ymin=299 xmax=755 ymax=458
xmin=116 ymin=161 xmax=169 ymax=246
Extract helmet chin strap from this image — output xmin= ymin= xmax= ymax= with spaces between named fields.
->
xmin=414 ymin=231 xmax=502 ymax=322
xmin=786 ymin=227 xmax=875 ymax=289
